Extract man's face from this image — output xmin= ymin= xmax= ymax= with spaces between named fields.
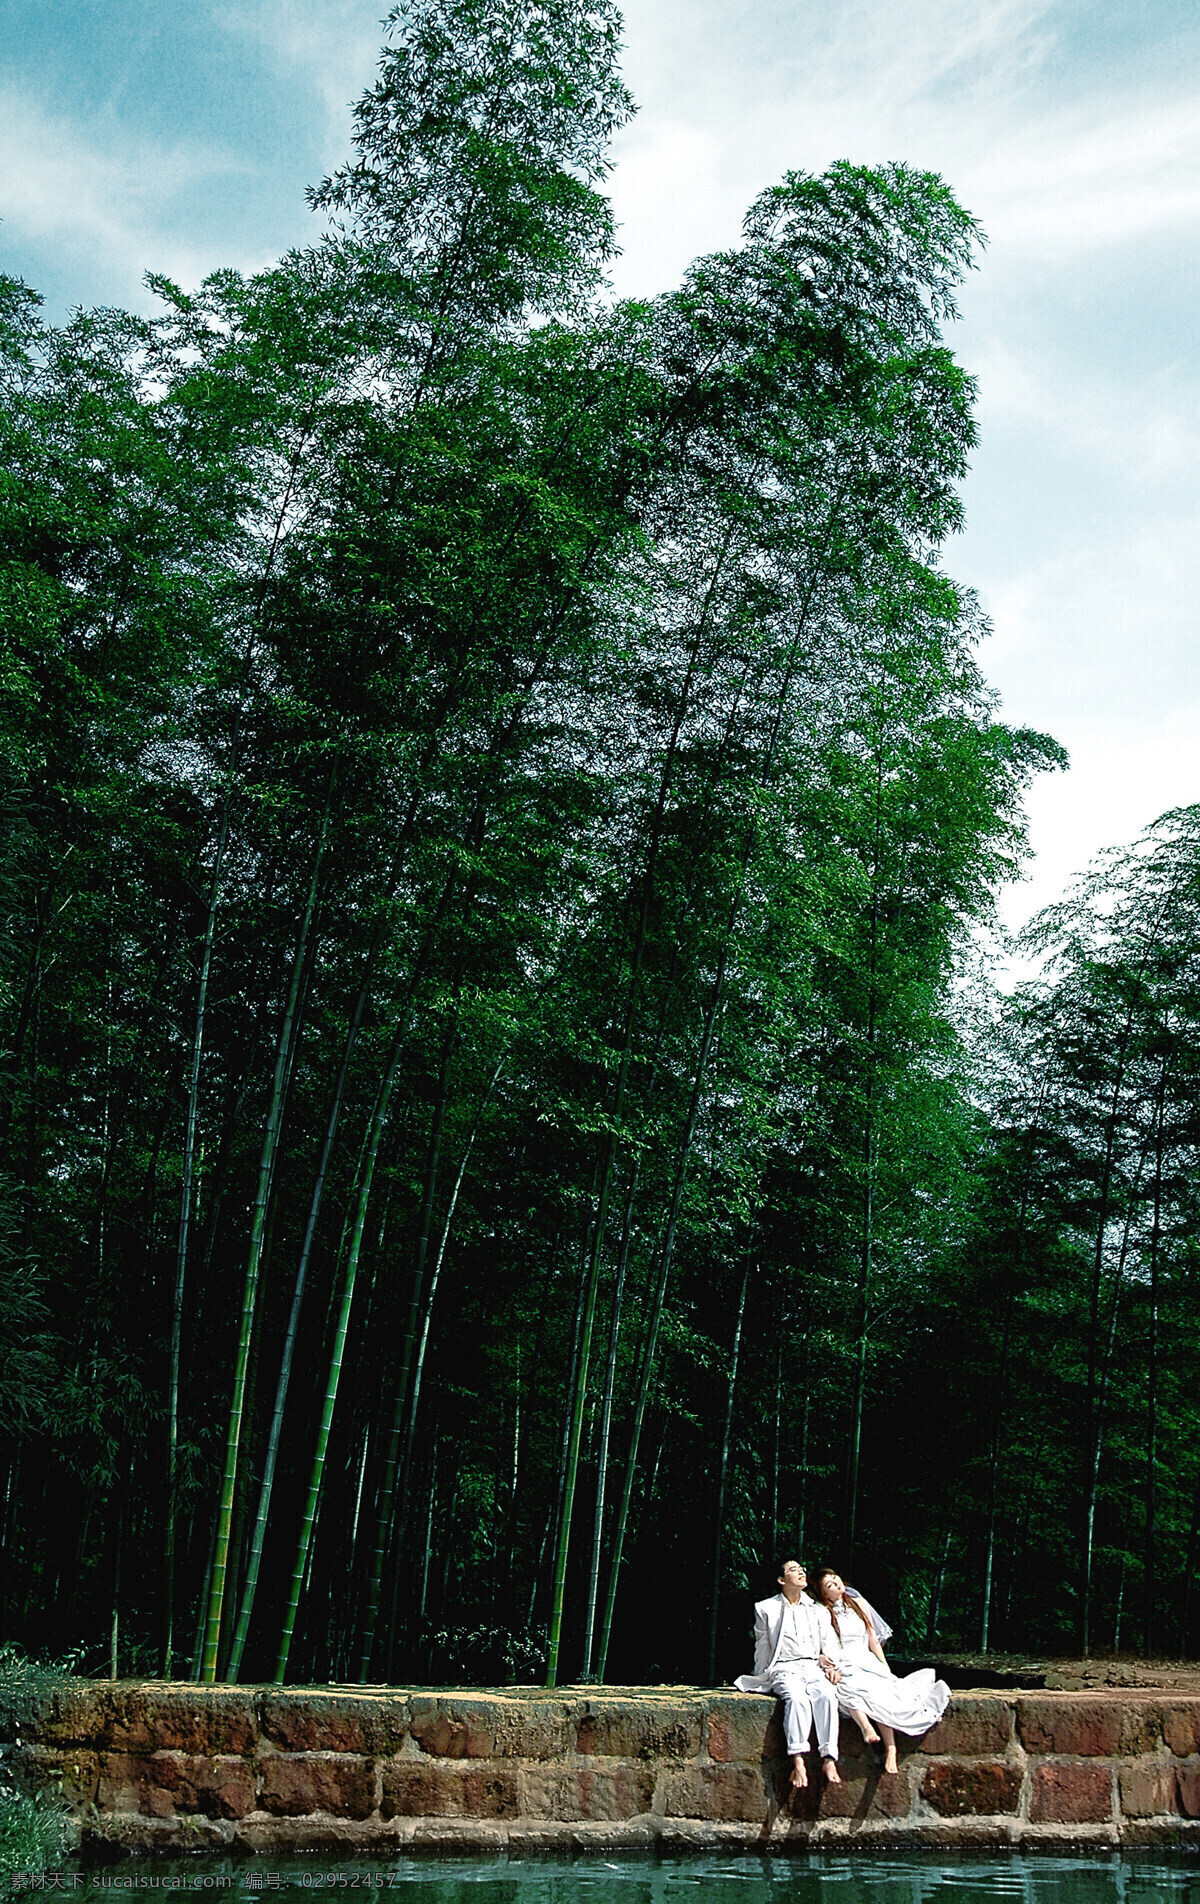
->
xmin=778 ymin=1561 xmax=806 ymax=1594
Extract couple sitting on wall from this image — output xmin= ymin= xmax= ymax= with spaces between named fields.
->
xmin=734 ymin=1559 xmax=950 ymax=1788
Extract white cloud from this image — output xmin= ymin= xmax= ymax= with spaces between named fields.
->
xmin=984 ymin=520 xmax=1200 ymax=721
xmin=611 ymin=0 xmax=1200 ymax=292
xmin=609 ymin=119 xmax=733 ymax=299
xmin=963 ymin=92 xmax=1200 ymax=260
xmin=971 ymin=341 xmax=1200 ymax=485
xmin=1000 ymin=706 xmax=1200 ymax=934
xmin=213 ymin=0 xmax=379 ymax=133
xmin=0 ymin=88 xmax=243 ymax=300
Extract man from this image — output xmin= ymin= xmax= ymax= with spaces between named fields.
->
xmin=733 ymin=1559 xmax=843 ymax=1787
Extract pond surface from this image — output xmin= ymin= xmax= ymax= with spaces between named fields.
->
xmin=55 ymin=1857 xmax=1200 ymax=1904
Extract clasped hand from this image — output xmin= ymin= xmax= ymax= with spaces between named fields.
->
xmin=819 ymin=1653 xmax=841 ymax=1684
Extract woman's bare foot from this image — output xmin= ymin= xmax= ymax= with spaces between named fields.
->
xmin=883 ymin=1748 xmax=899 ymax=1775
xmin=852 ymin=1710 xmax=881 ymax=1745
xmin=822 ymin=1756 xmax=842 ymax=1784
xmin=878 ymin=1724 xmax=898 ymax=1775
xmin=789 ymin=1754 xmax=808 ymax=1789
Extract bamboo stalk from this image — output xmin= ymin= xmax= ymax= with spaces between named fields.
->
xmin=1144 ymin=1055 xmax=1167 ymax=1656
xmin=276 ymin=959 xmax=452 ymax=1683
xmin=1077 ymin=879 xmax=1181 ymax=1651
xmin=1179 ymin=1468 xmax=1200 ymax=1652
xmin=418 ymin=1436 xmax=438 ymax=1624
xmin=580 ymin=1167 xmax=637 ymax=1680
xmin=164 ymin=815 xmax=227 ymax=1676
xmin=844 ymin=731 xmax=885 ymax=1564
xmin=769 ymin=1321 xmax=782 ymax=1556
xmin=594 ymin=532 xmax=836 ymax=1677
xmin=707 ymin=1263 xmax=749 ymax=1682
xmin=543 ymin=541 xmax=738 ymax=1689
xmin=355 ymin=1009 xmax=457 ymax=1681
xmin=979 ymin=1086 xmax=1048 ymax=1654
xmin=1082 ymin=1137 xmax=1153 ymax=1660
xmin=796 ymin=1351 xmax=810 ymax=1560
xmin=225 ymin=970 xmax=371 ymax=1679
xmin=926 ymin=1522 xmax=953 ymax=1648
xmin=530 ymin=1193 xmax=595 ymax=1638
xmin=383 ymin=1049 xmax=507 ymax=1660
xmin=199 ymin=819 xmax=326 ymax=1682
xmin=544 ymin=1159 xmax=622 ymax=1687
xmin=595 ymin=944 xmax=729 ymax=1682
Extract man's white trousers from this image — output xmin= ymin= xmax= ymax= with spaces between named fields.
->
xmin=767 ymin=1664 xmax=838 ymax=1758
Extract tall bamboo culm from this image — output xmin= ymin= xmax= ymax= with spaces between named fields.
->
xmin=165 ymin=811 xmax=227 ymax=1675
xmin=275 ymin=974 xmax=441 ymax=1683
xmin=225 ymin=973 xmax=370 ymax=1679
xmin=199 ymin=825 xmax=325 ymax=1681
xmin=707 ymin=1263 xmax=748 ymax=1682
xmin=355 ymin=1008 xmax=458 ymax=1680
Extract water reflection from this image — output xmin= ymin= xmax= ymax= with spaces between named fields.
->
xmin=63 ymin=1857 xmax=1200 ymax=1904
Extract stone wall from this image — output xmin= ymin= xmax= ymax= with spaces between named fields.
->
xmin=18 ymin=1682 xmax=1200 ymax=1852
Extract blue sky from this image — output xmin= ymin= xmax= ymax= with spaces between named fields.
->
xmin=2 ymin=0 xmax=1197 ymax=931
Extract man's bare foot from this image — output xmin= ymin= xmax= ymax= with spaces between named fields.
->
xmin=883 ymin=1750 xmax=899 ymax=1775
xmin=822 ymin=1757 xmax=841 ymax=1784
xmin=789 ymin=1754 xmax=808 ymax=1789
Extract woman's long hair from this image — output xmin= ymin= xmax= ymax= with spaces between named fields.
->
xmin=811 ymin=1566 xmax=873 ymax=1644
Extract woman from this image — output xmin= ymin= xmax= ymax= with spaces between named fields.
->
xmin=811 ymin=1566 xmax=950 ymax=1774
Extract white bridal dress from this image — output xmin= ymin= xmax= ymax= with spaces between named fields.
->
xmin=831 ymin=1594 xmax=950 ymax=1737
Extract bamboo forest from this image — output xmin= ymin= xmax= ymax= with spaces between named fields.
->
xmin=2 ymin=0 xmax=1199 ymax=1693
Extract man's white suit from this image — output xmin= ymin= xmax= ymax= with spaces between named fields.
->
xmin=733 ymin=1591 xmax=841 ymax=1760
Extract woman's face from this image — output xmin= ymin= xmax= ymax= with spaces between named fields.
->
xmin=820 ymin=1571 xmax=845 ymax=1604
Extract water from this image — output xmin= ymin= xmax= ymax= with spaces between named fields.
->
xmin=53 ymin=1858 xmax=1200 ymax=1904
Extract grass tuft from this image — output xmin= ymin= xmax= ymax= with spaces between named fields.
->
xmin=0 ymin=1646 xmax=78 ymax=1880
xmin=0 ymin=1783 xmax=70 ymax=1882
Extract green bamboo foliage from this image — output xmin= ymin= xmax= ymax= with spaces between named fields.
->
xmin=19 ymin=0 xmax=1200 ymax=1687
xmin=544 ymin=530 xmax=744 ymax=1686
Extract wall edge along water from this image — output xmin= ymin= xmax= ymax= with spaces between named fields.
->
xmin=15 ymin=1682 xmax=1200 ymax=1853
